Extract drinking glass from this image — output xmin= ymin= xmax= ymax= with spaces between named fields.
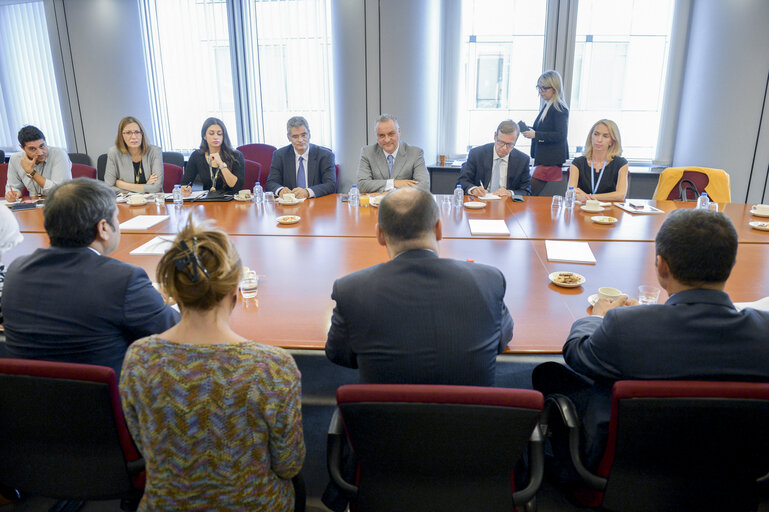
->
xmin=360 ymin=194 xmax=370 ymax=207
xmin=264 ymin=192 xmax=275 ymax=207
xmin=638 ymin=285 xmax=661 ymax=305
xmin=709 ymin=202 xmax=719 ymax=212
xmin=239 ymin=271 xmax=259 ymax=299
xmin=154 ymin=192 xmax=165 ymax=206
xmin=551 ymin=195 xmax=563 ymax=209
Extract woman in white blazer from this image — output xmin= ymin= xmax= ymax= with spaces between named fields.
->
xmin=104 ymin=116 xmax=163 ymax=193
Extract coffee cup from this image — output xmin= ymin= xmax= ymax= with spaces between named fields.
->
xmin=127 ymin=195 xmax=145 ymax=205
xmin=597 ymin=287 xmax=622 ymax=301
xmin=237 ymin=189 xmax=252 ymax=200
xmin=586 ymin=199 xmax=600 ymax=210
xmin=283 ymin=193 xmax=296 ymax=203
xmin=752 ymin=204 xmax=769 ymax=214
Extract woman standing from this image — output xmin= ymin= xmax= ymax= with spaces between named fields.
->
xmin=104 ymin=117 xmax=163 ymax=193
xmin=181 ymin=118 xmax=244 ymax=196
xmin=523 ymin=70 xmax=569 ymax=196
xmin=568 ymin=119 xmax=629 ymax=202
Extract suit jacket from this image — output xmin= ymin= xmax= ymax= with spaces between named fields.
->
xmin=104 ymin=144 xmax=164 ymax=193
xmin=325 ymin=249 xmax=513 ymax=385
xmin=357 ymin=142 xmax=430 ymax=193
xmin=2 ymin=246 xmax=180 ymax=377
xmin=530 ymin=104 xmax=569 ymax=166
xmin=265 ymin=144 xmax=336 ymax=197
xmin=563 ymin=289 xmax=769 ymax=467
xmin=457 ymin=143 xmax=531 ymax=195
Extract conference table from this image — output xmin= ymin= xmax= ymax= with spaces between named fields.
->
xmin=5 ymin=195 xmax=769 ymax=353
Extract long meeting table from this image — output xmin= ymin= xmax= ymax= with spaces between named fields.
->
xmin=6 ymin=195 xmax=769 ymax=353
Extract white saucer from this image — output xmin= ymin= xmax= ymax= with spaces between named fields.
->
xmin=549 ymin=272 xmax=585 ymax=288
xmin=234 ymin=195 xmax=253 ymax=202
xmin=580 ymin=205 xmax=605 ymax=213
xmin=591 ymin=216 xmax=618 ymax=225
xmin=126 ymin=198 xmax=148 ymax=206
xmin=276 ymin=215 xmax=300 ymax=225
xmin=750 ymin=209 xmax=769 ymax=218
xmin=749 ymin=221 xmax=769 ymax=231
xmin=464 ymin=201 xmax=486 ymax=209
xmin=277 ymin=197 xmax=305 ymax=205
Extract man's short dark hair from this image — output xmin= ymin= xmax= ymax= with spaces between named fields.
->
xmin=378 ymin=188 xmax=438 ymax=243
xmin=655 ymin=209 xmax=737 ymax=285
xmin=18 ymin=125 xmax=46 ymax=147
xmin=44 ymin=178 xmax=117 ymax=248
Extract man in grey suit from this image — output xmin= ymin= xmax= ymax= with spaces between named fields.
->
xmin=325 ymin=187 xmax=513 ymax=385
xmin=357 ymin=114 xmax=430 ymax=193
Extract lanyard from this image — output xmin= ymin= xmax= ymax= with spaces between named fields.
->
xmin=590 ymin=159 xmax=607 ymax=194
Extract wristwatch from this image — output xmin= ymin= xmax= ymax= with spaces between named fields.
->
xmin=220 ymin=163 xmax=228 ymax=169
xmin=27 ymin=170 xmax=37 ymax=177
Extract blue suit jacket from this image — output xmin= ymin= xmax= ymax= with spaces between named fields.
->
xmin=325 ymin=249 xmax=513 ymax=385
xmin=457 ymin=143 xmax=531 ymax=195
xmin=265 ymin=144 xmax=336 ymax=197
xmin=530 ymin=105 xmax=569 ymax=166
xmin=563 ymin=289 xmax=769 ymax=467
xmin=2 ymin=246 xmax=180 ymax=377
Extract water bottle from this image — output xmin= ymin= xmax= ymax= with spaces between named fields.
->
xmin=696 ymin=192 xmax=710 ymax=210
xmin=453 ymin=184 xmax=464 ymax=207
xmin=348 ymin=184 xmax=360 ymax=207
xmin=253 ymin=182 xmax=264 ymax=204
xmin=172 ymin=184 xmax=183 ymax=207
xmin=564 ymin=186 xmax=576 ymax=209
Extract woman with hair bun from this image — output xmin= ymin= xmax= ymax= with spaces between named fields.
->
xmin=119 ymin=221 xmax=305 ymax=511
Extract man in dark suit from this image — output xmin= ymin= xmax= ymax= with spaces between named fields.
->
xmin=266 ymin=116 xmax=336 ymax=198
xmin=533 ymin=209 xmax=769 ymax=473
xmin=2 ymin=178 xmax=180 ymax=377
xmin=457 ymin=119 xmax=531 ymax=197
xmin=325 ymin=187 xmax=514 ymax=385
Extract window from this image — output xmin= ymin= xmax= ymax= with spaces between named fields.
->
xmin=0 ymin=1 xmax=66 ymax=149
xmin=569 ymin=0 xmax=675 ymax=160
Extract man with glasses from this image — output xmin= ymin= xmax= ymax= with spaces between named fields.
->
xmin=5 ymin=125 xmax=72 ymax=201
xmin=266 ymin=116 xmax=336 ymax=199
xmin=457 ymin=119 xmax=531 ymax=197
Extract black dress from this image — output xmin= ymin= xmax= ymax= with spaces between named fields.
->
xmin=572 ymin=156 xmax=628 ymax=195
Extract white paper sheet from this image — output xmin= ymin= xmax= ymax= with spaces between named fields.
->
xmin=129 ymin=236 xmax=174 ymax=255
xmin=545 ymin=240 xmax=596 ymax=264
xmin=468 ymin=219 xmax=510 ymax=235
xmin=119 ymin=215 xmax=169 ymax=230
xmin=614 ymin=201 xmax=664 ymax=214
xmin=735 ymin=297 xmax=769 ymax=312
xmin=479 ymin=193 xmax=501 ymax=200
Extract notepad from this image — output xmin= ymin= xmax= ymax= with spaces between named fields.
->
xmin=614 ymin=201 xmax=664 ymax=214
xmin=545 ymin=240 xmax=596 ymax=264
xmin=119 ymin=215 xmax=169 ymax=230
xmin=129 ymin=236 xmax=174 ymax=255
xmin=479 ymin=193 xmax=501 ymax=200
xmin=468 ymin=219 xmax=510 ymax=235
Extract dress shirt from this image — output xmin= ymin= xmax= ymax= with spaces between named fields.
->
xmin=7 ymin=147 xmax=72 ymax=196
xmin=383 ymin=145 xmax=399 ymax=191
xmin=470 ymin=151 xmax=509 ymax=193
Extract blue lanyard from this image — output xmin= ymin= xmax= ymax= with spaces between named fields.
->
xmin=590 ymin=159 xmax=607 ymax=194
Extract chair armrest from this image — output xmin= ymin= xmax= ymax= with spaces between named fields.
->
xmin=543 ymin=395 xmax=607 ymax=490
xmin=512 ymin=422 xmax=544 ymax=506
xmin=125 ymin=458 xmax=145 ymax=476
xmin=326 ymin=408 xmax=358 ymax=495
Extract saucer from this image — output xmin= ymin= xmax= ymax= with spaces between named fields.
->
xmin=580 ymin=205 xmax=605 ymax=213
xmin=126 ymin=198 xmax=148 ymax=206
xmin=277 ymin=197 xmax=305 ymax=205
xmin=276 ymin=215 xmax=300 ymax=225
xmin=750 ymin=209 xmax=769 ymax=218
xmin=234 ymin=195 xmax=253 ymax=202
xmin=591 ymin=216 xmax=618 ymax=225
xmin=749 ymin=221 xmax=769 ymax=231
xmin=464 ymin=201 xmax=486 ymax=209
xmin=549 ymin=272 xmax=585 ymax=288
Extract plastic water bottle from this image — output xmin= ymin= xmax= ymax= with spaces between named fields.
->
xmin=696 ymin=192 xmax=710 ymax=210
xmin=253 ymin=182 xmax=264 ymax=204
xmin=348 ymin=184 xmax=360 ymax=207
xmin=172 ymin=184 xmax=183 ymax=207
xmin=564 ymin=186 xmax=576 ymax=209
xmin=453 ymin=184 xmax=464 ymax=207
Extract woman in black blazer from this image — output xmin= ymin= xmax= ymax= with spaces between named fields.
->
xmin=523 ymin=70 xmax=569 ymax=195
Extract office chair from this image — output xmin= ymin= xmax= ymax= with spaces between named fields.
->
xmin=68 ymin=153 xmax=92 ymax=166
xmin=243 ymin=159 xmax=262 ymax=190
xmin=96 ymin=153 xmax=108 ymax=181
xmin=236 ymin=143 xmax=276 ymax=186
xmin=71 ymin=163 xmax=97 ymax=179
xmin=161 ymin=151 xmax=185 ymax=168
xmin=653 ymin=166 xmax=731 ymax=203
xmin=162 ymin=163 xmax=183 ymax=193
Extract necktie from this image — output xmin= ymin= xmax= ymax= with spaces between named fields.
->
xmin=387 ymin=154 xmax=394 ymax=177
xmin=489 ymin=157 xmax=501 ymax=191
xmin=297 ymin=156 xmax=306 ymax=188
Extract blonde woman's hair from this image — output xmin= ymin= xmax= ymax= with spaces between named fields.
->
xmin=115 ymin=116 xmax=149 ymax=156
xmin=156 ymin=220 xmax=242 ymax=311
xmin=583 ymin=119 xmax=623 ymax=161
xmin=538 ymin=70 xmax=568 ymax=112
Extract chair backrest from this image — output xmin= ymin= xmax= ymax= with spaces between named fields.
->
xmin=334 ymin=384 xmax=543 ymax=512
xmin=68 ymin=152 xmax=92 ymax=166
xmin=236 ymin=143 xmax=276 ymax=186
xmin=243 ymin=159 xmax=261 ymax=191
xmin=0 ymin=163 xmax=7 ymax=194
xmin=71 ymin=163 xmax=97 ymax=179
xmin=593 ymin=380 xmax=769 ymax=512
xmin=161 ymin=151 xmax=185 ymax=168
xmin=335 ymin=164 xmax=340 ymax=193
xmin=653 ymin=166 xmax=731 ymax=203
xmin=162 ymin=163 xmax=183 ymax=193
xmin=96 ymin=153 xmax=108 ymax=181
xmin=0 ymin=149 xmax=6 ymax=163
xmin=0 ymin=358 xmax=144 ymax=501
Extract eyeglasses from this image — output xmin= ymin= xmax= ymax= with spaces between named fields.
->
xmin=290 ymin=133 xmax=309 ymax=141
xmin=122 ymin=131 xmax=142 ymax=137
xmin=495 ymin=139 xmax=514 ymax=149
xmin=536 ymin=85 xmax=553 ymax=91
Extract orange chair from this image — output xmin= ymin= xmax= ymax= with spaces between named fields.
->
xmin=71 ymin=163 xmax=97 ymax=179
xmin=162 ymin=164 xmax=182 ymax=193
xmin=237 ymin=144 xmax=276 ymax=186
xmin=653 ymin=166 xmax=731 ymax=203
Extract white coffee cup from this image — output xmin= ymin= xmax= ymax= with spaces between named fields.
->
xmin=283 ymin=193 xmax=296 ymax=203
xmin=597 ymin=287 xmax=622 ymax=301
xmin=752 ymin=204 xmax=769 ymax=214
xmin=586 ymin=199 xmax=600 ymax=210
xmin=237 ymin=189 xmax=251 ymax=200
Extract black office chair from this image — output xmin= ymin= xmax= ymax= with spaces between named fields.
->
xmin=97 ymin=153 xmax=108 ymax=181
xmin=161 ymin=151 xmax=185 ymax=168
xmin=68 ymin=152 xmax=92 ymax=166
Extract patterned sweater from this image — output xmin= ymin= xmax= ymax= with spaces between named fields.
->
xmin=120 ymin=336 xmax=305 ymax=511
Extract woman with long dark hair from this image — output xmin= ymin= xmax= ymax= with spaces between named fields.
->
xmin=181 ymin=117 xmax=245 ymax=196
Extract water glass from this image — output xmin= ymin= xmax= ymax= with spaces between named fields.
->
xmin=264 ymin=191 xmax=275 ymax=207
xmin=154 ymin=192 xmax=165 ymax=206
xmin=709 ymin=202 xmax=719 ymax=212
xmin=239 ymin=271 xmax=259 ymax=299
xmin=551 ymin=195 xmax=563 ymax=209
xmin=638 ymin=285 xmax=661 ymax=305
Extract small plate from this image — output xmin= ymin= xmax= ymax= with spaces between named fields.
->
xmin=126 ymin=198 xmax=148 ymax=206
xmin=750 ymin=209 xmax=769 ymax=218
xmin=749 ymin=221 xmax=769 ymax=231
xmin=277 ymin=197 xmax=305 ymax=205
xmin=591 ymin=216 xmax=618 ymax=225
xmin=580 ymin=205 xmax=604 ymax=213
xmin=464 ymin=201 xmax=486 ymax=209
xmin=276 ymin=215 xmax=300 ymax=225
xmin=369 ymin=196 xmax=382 ymax=207
xmin=234 ymin=195 xmax=252 ymax=202
xmin=549 ymin=271 xmax=585 ymax=288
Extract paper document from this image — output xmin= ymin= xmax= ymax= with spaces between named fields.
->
xmin=545 ymin=240 xmax=596 ymax=264
xmin=119 ymin=215 xmax=169 ymax=230
xmin=479 ymin=193 xmax=501 ymax=200
xmin=614 ymin=201 xmax=664 ymax=214
xmin=735 ymin=297 xmax=769 ymax=312
xmin=468 ymin=219 xmax=510 ymax=235
xmin=129 ymin=236 xmax=174 ymax=255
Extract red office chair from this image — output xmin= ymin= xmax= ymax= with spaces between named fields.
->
xmin=0 ymin=163 xmax=29 ymax=197
xmin=0 ymin=359 xmax=145 ymax=511
xmin=542 ymin=380 xmax=769 ymax=512
xmin=71 ymin=163 xmax=97 ymax=179
xmin=162 ymin=163 xmax=183 ymax=193
xmin=335 ymin=164 xmax=340 ymax=192
xmin=237 ymin=143 xmax=276 ymax=186
xmin=243 ymin=159 xmax=262 ymax=191
xmin=327 ymin=384 xmax=544 ymax=512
